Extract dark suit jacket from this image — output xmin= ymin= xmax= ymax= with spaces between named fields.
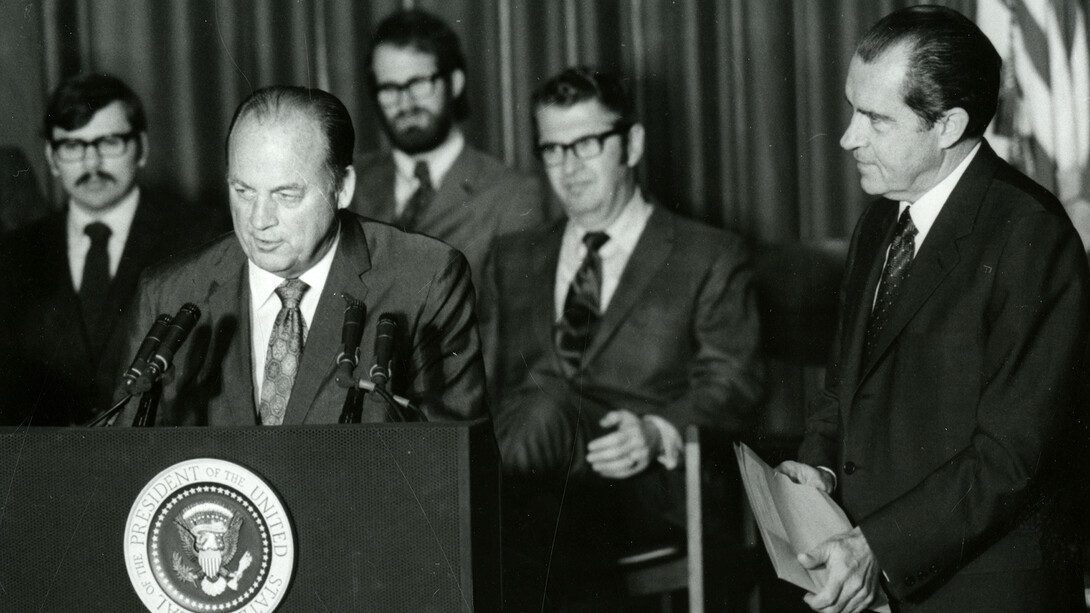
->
xmin=487 ymin=204 xmax=764 ymax=476
xmin=351 ymin=143 xmax=547 ymax=294
xmin=0 ymin=192 xmax=225 ymax=425
xmin=115 ymin=210 xmax=487 ymax=426
xmin=799 ymin=142 xmax=1090 ymax=612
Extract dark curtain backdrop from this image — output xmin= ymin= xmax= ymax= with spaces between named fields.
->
xmin=0 ymin=0 xmax=974 ymax=434
xmin=2 ymin=0 xmax=974 ymax=242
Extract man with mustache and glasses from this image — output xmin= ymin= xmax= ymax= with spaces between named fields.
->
xmin=351 ymin=8 xmax=547 ymax=298
xmin=0 ymin=73 xmax=225 ymax=426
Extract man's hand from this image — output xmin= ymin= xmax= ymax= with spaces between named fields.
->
xmin=776 ymin=460 xmax=835 ymax=493
xmin=799 ymin=527 xmax=880 ymax=613
xmin=585 ymin=410 xmax=661 ymax=479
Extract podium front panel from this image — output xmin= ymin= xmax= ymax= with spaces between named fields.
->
xmin=0 ymin=421 xmax=500 ymax=612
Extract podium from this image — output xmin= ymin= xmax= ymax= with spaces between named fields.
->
xmin=0 ymin=420 xmax=500 ymax=612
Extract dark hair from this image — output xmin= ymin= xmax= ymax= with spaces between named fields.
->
xmin=367 ymin=8 xmax=468 ymax=119
xmin=531 ymin=67 xmax=637 ymax=141
xmin=43 ymin=73 xmax=147 ymax=152
xmin=857 ymin=5 xmax=1001 ymax=140
xmin=225 ymin=85 xmax=355 ymax=190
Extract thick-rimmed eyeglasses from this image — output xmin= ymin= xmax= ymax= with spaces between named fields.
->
xmin=535 ymin=125 xmax=629 ymax=167
xmin=375 ymin=73 xmax=443 ymax=106
xmin=50 ymin=132 xmax=137 ymax=162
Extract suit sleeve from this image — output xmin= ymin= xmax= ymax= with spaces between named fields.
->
xmin=659 ymin=238 xmax=764 ymax=432
xmin=406 ymin=249 xmax=489 ymax=421
xmin=859 ymin=211 xmax=1090 ymax=599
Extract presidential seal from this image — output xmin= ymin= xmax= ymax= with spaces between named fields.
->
xmin=125 ymin=459 xmax=295 ymax=612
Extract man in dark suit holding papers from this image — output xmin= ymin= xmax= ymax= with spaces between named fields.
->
xmin=778 ymin=6 xmax=1090 ymax=613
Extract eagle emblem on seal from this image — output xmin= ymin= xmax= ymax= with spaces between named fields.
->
xmin=172 ymin=501 xmax=253 ymax=596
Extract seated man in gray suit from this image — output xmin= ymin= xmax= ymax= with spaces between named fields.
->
xmin=116 ymin=85 xmax=486 ymax=426
xmin=352 ymin=8 xmax=547 ymax=294
xmin=486 ymin=67 xmax=764 ymax=610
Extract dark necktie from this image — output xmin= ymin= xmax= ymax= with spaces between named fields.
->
xmin=80 ymin=222 xmax=112 ymax=352
xmin=259 ymin=278 xmax=309 ymax=425
xmin=864 ymin=208 xmax=918 ymax=362
xmin=555 ymin=231 xmax=610 ymax=375
xmin=398 ymin=161 xmax=434 ymax=231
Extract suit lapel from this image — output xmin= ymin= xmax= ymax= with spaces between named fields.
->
xmin=422 ymin=147 xmax=476 ymax=227
xmin=283 ymin=217 xmax=372 ymax=424
xmin=854 ymin=144 xmax=998 ymax=384
xmin=205 ymin=245 xmax=257 ymax=424
xmin=532 ymin=221 xmax=566 ymax=374
xmin=841 ymin=202 xmax=899 ymax=394
xmin=104 ymin=194 xmax=158 ymax=340
xmin=42 ymin=214 xmax=93 ymax=367
xmin=582 ymin=207 xmax=673 ymax=367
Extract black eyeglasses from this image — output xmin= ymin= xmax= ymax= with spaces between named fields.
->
xmin=535 ymin=125 xmax=629 ymax=167
xmin=375 ymin=73 xmax=443 ymax=105
xmin=50 ymin=132 xmax=137 ymax=162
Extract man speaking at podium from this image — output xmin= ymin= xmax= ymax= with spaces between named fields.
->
xmin=116 ymin=85 xmax=486 ymax=425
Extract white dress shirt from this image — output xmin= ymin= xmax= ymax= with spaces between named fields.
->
xmin=553 ymin=190 xmax=654 ymax=317
xmin=897 ymin=141 xmax=982 ymax=254
xmin=553 ymin=191 xmax=682 ymax=468
xmin=66 ymin=187 xmax=140 ymax=289
xmin=869 ymin=143 xmax=982 ymax=309
xmin=391 ymin=130 xmax=466 ymax=215
xmin=249 ymin=232 xmax=340 ymax=405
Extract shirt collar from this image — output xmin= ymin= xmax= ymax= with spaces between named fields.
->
xmin=567 ymin=189 xmax=654 ymax=257
xmin=67 ymin=186 xmax=141 ymax=238
xmin=391 ymin=129 xmax=465 ymax=190
xmin=248 ymin=226 xmax=341 ymax=309
xmin=899 ymin=141 xmax=981 ymax=240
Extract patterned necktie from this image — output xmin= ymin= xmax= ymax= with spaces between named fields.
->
xmin=259 ymin=278 xmax=309 ymax=425
xmin=864 ymin=208 xmax=918 ymax=362
xmin=398 ymin=161 xmax=434 ymax=231
xmin=555 ymin=231 xmax=611 ymax=375
xmin=80 ymin=221 xmax=112 ymax=353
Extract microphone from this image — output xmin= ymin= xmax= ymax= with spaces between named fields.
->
xmin=334 ymin=294 xmax=366 ymax=388
xmin=369 ymin=314 xmax=397 ymax=389
xmin=144 ymin=303 xmax=202 ymax=379
xmin=122 ymin=313 xmax=173 ymax=391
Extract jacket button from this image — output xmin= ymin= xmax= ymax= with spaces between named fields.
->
xmin=905 ymin=576 xmax=915 ymax=587
xmin=843 ymin=461 xmax=857 ymax=475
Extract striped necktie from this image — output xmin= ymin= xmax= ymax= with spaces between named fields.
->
xmin=554 ymin=231 xmax=610 ymax=375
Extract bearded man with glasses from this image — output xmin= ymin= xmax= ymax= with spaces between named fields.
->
xmin=483 ymin=67 xmax=764 ymax=611
xmin=351 ymin=8 xmax=547 ymax=300
xmin=0 ymin=73 xmax=225 ymax=426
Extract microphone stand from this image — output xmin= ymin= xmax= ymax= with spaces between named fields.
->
xmin=356 ymin=379 xmax=427 ymax=422
xmin=131 ymin=380 xmax=162 ymax=427
xmin=338 ymin=385 xmax=363 ymax=424
xmin=85 ymin=393 xmax=133 ymax=427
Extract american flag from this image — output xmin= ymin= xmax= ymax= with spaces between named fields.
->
xmin=977 ymin=0 xmax=1090 ymax=252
